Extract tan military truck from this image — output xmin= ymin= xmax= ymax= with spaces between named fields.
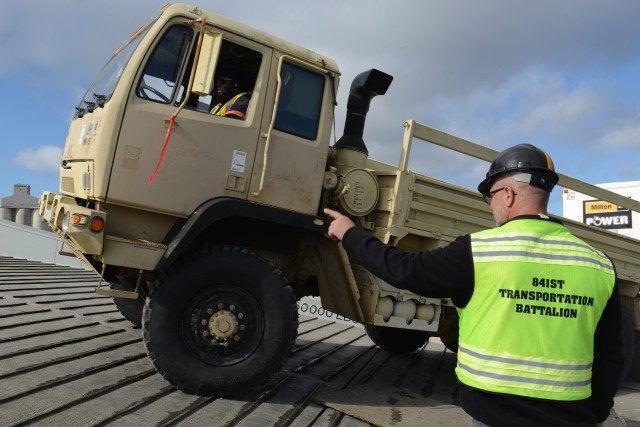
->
xmin=39 ymin=3 xmax=640 ymax=396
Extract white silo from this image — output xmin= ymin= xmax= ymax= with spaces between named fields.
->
xmin=16 ymin=208 xmax=33 ymax=226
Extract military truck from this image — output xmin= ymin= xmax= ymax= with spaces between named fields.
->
xmin=39 ymin=3 xmax=640 ymax=396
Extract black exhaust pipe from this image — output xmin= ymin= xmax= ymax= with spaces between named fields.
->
xmin=335 ymin=69 xmax=393 ymax=155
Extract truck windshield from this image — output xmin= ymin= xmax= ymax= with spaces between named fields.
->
xmin=74 ymin=25 xmax=151 ymax=119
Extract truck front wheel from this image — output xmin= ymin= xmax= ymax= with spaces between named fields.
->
xmin=142 ymin=245 xmax=298 ymax=396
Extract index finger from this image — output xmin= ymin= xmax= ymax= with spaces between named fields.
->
xmin=323 ymin=208 xmax=340 ymax=219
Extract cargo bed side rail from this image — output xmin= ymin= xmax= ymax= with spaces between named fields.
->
xmin=400 ymin=120 xmax=640 ymax=216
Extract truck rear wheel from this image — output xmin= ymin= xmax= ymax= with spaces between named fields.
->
xmin=364 ymin=324 xmax=429 ymax=353
xmin=142 ymin=245 xmax=298 ymax=396
xmin=111 ymin=276 xmax=146 ymax=328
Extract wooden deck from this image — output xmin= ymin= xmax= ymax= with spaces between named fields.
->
xmin=0 ymin=255 xmax=468 ymax=427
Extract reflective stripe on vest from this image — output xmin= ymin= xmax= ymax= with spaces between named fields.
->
xmin=211 ymin=92 xmax=250 ymax=117
xmin=456 ymin=219 xmax=615 ymax=401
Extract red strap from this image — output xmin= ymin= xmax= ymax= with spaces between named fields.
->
xmin=149 ymin=114 xmax=176 ymax=185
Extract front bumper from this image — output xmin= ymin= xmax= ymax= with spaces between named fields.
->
xmin=38 ymin=192 xmax=167 ymax=271
xmin=38 ymin=191 xmax=105 ymax=256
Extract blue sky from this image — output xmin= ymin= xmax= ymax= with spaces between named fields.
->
xmin=1 ymin=0 xmax=639 ymax=215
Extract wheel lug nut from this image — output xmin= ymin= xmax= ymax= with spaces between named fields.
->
xmin=201 ymin=319 xmax=207 ymax=325
xmin=237 ymin=313 xmax=244 ymax=319
xmin=202 ymin=331 xmax=209 ymax=337
xmin=207 ymin=308 xmax=213 ymax=315
xmin=234 ymin=335 xmax=240 ymax=341
xmin=217 ymin=303 xmax=224 ymax=309
xmin=229 ymin=305 xmax=236 ymax=311
xmin=239 ymin=324 xmax=245 ymax=330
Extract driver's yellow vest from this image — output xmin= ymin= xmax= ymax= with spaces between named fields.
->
xmin=456 ymin=219 xmax=615 ymax=401
xmin=211 ymin=92 xmax=250 ymax=116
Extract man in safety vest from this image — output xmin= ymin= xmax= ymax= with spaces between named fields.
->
xmin=325 ymin=144 xmax=624 ymax=427
xmin=210 ymin=71 xmax=252 ymax=120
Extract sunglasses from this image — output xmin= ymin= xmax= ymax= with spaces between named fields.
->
xmin=483 ymin=187 xmax=506 ymax=204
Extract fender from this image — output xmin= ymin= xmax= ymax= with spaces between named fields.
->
xmin=156 ymin=197 xmax=327 ymax=272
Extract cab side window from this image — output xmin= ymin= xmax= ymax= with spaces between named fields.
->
xmin=176 ymin=39 xmax=262 ymax=118
xmin=274 ymin=63 xmax=325 ymax=140
xmin=137 ymin=25 xmax=193 ymax=103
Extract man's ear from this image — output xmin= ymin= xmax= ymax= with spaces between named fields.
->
xmin=506 ymin=187 xmax=517 ymax=207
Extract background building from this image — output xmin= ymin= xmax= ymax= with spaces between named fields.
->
xmin=1 ymin=183 xmax=50 ymax=230
xmin=562 ymin=181 xmax=640 ymax=240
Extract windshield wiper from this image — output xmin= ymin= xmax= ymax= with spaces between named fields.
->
xmin=93 ymin=93 xmax=106 ymax=108
xmin=84 ymin=101 xmax=96 ymax=113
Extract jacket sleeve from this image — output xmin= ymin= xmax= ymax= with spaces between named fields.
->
xmin=341 ymin=227 xmax=474 ymax=306
xmin=591 ymin=281 xmax=625 ymax=422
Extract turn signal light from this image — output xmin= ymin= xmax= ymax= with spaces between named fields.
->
xmin=89 ymin=217 xmax=105 ymax=233
xmin=72 ymin=214 xmax=88 ymax=225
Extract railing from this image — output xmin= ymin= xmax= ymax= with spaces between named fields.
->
xmin=400 ymin=120 xmax=640 ymax=215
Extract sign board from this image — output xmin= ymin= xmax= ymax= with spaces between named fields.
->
xmin=583 ymin=200 xmax=632 ymax=230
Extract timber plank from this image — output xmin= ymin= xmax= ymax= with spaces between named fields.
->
xmin=0 ymin=358 xmax=152 ymax=426
xmin=0 ymin=341 xmax=145 ymax=402
xmin=35 ymin=374 xmax=183 ymax=426
xmin=0 ymin=323 xmax=123 ymax=358
xmin=0 ymin=329 xmax=140 ymax=377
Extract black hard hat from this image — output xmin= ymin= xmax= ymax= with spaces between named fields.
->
xmin=478 ymin=144 xmax=559 ymax=194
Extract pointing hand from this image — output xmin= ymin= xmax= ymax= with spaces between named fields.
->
xmin=324 ymin=208 xmax=355 ymax=241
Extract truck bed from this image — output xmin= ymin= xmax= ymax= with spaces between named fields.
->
xmin=372 ymin=121 xmax=640 ymax=309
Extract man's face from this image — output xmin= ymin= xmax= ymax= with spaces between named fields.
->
xmin=215 ymin=77 xmax=236 ymax=102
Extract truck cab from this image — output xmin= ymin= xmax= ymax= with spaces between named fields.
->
xmin=41 ymin=4 xmax=340 ymax=276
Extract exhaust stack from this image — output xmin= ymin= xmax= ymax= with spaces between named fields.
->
xmin=335 ymin=69 xmax=393 ymax=158
xmin=331 ymin=70 xmax=393 ymax=217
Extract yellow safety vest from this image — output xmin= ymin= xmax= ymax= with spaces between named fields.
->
xmin=457 ymin=218 xmax=615 ymax=401
xmin=211 ymin=92 xmax=250 ymax=117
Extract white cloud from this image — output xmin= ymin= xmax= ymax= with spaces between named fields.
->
xmin=13 ymin=146 xmax=63 ymax=174
xmin=601 ymin=123 xmax=640 ymax=148
xmin=516 ymin=84 xmax=602 ymax=135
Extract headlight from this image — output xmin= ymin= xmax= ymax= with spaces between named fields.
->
xmin=61 ymin=211 xmax=71 ymax=234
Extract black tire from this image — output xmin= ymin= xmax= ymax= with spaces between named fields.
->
xmin=142 ymin=245 xmax=298 ymax=396
xmin=111 ymin=277 xmax=146 ymax=328
xmin=365 ymin=324 xmax=429 ymax=353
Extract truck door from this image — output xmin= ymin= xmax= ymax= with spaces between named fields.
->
xmin=108 ymin=22 xmax=272 ymax=217
xmin=249 ymin=58 xmax=334 ymax=215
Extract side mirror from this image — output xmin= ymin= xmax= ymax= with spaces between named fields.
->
xmin=192 ymin=31 xmax=222 ymax=96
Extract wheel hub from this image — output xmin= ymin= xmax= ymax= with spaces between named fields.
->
xmin=208 ymin=309 xmax=238 ymax=340
xmin=185 ymin=288 xmax=264 ymax=366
